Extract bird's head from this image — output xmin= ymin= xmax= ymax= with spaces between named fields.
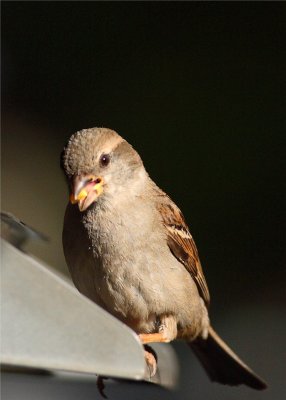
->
xmin=61 ymin=128 xmax=145 ymax=212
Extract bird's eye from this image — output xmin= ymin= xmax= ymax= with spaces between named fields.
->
xmin=99 ymin=153 xmax=110 ymax=167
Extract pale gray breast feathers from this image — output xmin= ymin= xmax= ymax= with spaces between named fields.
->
xmin=63 ymin=191 xmax=205 ymax=333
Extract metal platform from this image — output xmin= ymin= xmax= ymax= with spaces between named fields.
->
xmin=1 ymin=213 xmax=179 ymax=391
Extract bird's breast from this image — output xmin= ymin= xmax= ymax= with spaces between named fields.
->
xmin=63 ymin=202 xmax=206 ymax=336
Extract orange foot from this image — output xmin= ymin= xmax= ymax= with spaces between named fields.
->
xmin=144 ymin=347 xmax=157 ymax=378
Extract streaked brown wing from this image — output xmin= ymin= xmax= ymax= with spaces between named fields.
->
xmin=157 ymin=200 xmax=210 ymax=306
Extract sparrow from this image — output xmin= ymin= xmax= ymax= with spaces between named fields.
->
xmin=61 ymin=127 xmax=267 ymax=390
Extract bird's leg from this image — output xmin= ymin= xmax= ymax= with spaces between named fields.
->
xmin=139 ymin=333 xmax=167 ymax=344
xmin=139 ymin=315 xmax=177 ymax=344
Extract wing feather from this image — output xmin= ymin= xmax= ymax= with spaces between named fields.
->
xmin=157 ymin=197 xmax=210 ymax=306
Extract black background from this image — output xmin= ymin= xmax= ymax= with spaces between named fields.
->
xmin=2 ymin=2 xmax=285 ymax=399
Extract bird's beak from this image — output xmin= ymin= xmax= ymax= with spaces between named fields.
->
xmin=69 ymin=175 xmax=104 ymax=212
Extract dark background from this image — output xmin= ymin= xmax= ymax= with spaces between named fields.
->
xmin=2 ymin=2 xmax=285 ymax=399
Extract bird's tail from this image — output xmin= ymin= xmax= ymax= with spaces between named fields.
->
xmin=189 ymin=326 xmax=267 ymax=390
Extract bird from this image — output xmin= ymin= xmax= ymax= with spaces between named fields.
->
xmin=61 ymin=127 xmax=267 ymax=390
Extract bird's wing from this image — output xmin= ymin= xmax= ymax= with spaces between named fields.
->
xmin=156 ymin=195 xmax=210 ymax=306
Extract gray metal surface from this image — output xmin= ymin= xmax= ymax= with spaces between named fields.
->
xmin=1 ymin=239 xmax=146 ymax=380
xmin=1 ymin=371 xmax=177 ymax=400
xmin=1 ymin=211 xmax=48 ymax=250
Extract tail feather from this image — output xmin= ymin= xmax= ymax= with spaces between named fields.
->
xmin=190 ymin=326 xmax=267 ymax=390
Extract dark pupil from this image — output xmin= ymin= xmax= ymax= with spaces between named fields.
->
xmin=101 ymin=154 xmax=110 ymax=166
